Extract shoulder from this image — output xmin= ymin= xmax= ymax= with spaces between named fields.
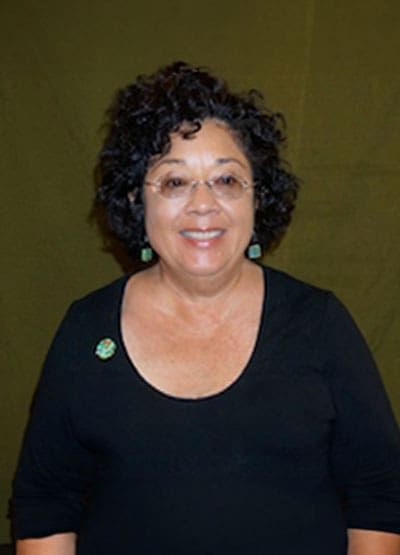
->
xmin=72 ymin=274 xmax=129 ymax=310
xmin=265 ymin=265 xmax=362 ymax=335
xmin=263 ymin=264 xmax=332 ymax=312
xmin=260 ymin=265 xmax=351 ymax=354
xmin=263 ymin=265 xmax=374 ymax=362
xmin=46 ymin=275 xmax=129 ymax=365
xmin=65 ymin=274 xmax=129 ymax=324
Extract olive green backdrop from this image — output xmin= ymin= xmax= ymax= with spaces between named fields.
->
xmin=1 ymin=0 xmax=399 ymax=543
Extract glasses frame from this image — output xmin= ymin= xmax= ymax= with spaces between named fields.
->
xmin=144 ymin=176 xmax=254 ymax=200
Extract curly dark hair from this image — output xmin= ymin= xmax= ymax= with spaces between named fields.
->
xmin=95 ymin=61 xmax=299 ymax=260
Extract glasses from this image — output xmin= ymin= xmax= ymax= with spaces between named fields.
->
xmin=144 ymin=173 xmax=253 ymax=200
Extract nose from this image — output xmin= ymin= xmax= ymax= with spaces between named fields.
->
xmin=184 ymin=181 xmax=220 ymax=214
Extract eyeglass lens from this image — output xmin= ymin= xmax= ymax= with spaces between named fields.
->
xmin=155 ymin=174 xmax=248 ymax=199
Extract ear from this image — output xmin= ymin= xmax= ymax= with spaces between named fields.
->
xmin=127 ymin=191 xmax=136 ymax=203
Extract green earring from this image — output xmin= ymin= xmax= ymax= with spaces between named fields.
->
xmin=141 ymin=246 xmax=153 ymax=263
xmin=141 ymin=234 xmax=153 ymax=263
xmin=247 ymin=232 xmax=262 ymax=259
xmin=247 ymin=243 xmax=262 ymax=259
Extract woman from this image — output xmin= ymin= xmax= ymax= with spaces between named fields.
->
xmin=13 ymin=62 xmax=400 ymax=554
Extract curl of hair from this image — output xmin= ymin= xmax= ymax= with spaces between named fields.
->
xmin=95 ymin=61 xmax=299 ymax=259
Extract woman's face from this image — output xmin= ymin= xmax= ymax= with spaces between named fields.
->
xmin=143 ymin=119 xmax=254 ymax=279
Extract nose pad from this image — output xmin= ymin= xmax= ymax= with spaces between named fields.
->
xmin=186 ymin=182 xmax=219 ymax=212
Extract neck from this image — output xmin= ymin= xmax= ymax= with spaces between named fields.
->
xmin=150 ymin=258 xmax=259 ymax=309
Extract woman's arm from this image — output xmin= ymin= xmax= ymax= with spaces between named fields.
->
xmin=348 ymin=529 xmax=400 ymax=555
xmin=16 ymin=533 xmax=76 ymax=555
xmin=322 ymin=294 xmax=400 ymax=540
xmin=13 ymin=304 xmax=95 ymax=542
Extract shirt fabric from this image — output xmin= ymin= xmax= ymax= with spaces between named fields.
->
xmin=13 ymin=265 xmax=400 ymax=554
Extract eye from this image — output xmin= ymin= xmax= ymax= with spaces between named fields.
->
xmin=211 ymin=173 xmax=247 ymax=199
xmin=157 ymin=175 xmax=191 ymax=198
xmin=161 ymin=176 xmax=189 ymax=189
xmin=214 ymin=174 xmax=241 ymax=186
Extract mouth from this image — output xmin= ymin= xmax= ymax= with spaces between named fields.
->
xmin=179 ymin=229 xmax=225 ymax=240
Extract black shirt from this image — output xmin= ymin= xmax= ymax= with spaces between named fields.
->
xmin=13 ymin=266 xmax=400 ymax=554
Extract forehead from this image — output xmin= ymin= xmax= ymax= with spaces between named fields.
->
xmin=147 ymin=119 xmax=250 ymax=174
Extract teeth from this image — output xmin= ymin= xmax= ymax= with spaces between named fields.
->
xmin=181 ymin=230 xmax=223 ymax=240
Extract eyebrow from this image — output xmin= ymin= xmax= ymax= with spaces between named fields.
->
xmin=151 ymin=157 xmax=247 ymax=170
xmin=215 ymin=157 xmax=247 ymax=169
xmin=149 ymin=158 xmax=185 ymax=170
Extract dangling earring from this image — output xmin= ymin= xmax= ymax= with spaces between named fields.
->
xmin=247 ymin=232 xmax=262 ymax=260
xmin=141 ymin=235 xmax=153 ymax=263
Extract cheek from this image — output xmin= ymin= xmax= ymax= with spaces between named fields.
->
xmin=143 ymin=199 xmax=179 ymax=241
xmin=235 ymin=199 xmax=255 ymax=230
xmin=240 ymin=202 xmax=256 ymax=245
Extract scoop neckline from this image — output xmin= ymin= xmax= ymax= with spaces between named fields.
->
xmin=116 ymin=264 xmax=270 ymax=404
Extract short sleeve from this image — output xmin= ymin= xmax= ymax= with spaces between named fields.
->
xmin=323 ymin=293 xmax=400 ymax=533
xmin=13 ymin=303 xmax=95 ymax=539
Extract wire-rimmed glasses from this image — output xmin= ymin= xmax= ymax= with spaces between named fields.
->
xmin=145 ymin=173 xmax=253 ymax=200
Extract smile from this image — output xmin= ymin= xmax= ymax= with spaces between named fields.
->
xmin=180 ymin=230 xmax=224 ymax=240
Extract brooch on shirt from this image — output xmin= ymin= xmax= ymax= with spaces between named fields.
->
xmin=95 ymin=338 xmax=117 ymax=360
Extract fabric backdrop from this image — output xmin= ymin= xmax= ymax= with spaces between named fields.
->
xmin=1 ymin=0 xmax=399 ymax=543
